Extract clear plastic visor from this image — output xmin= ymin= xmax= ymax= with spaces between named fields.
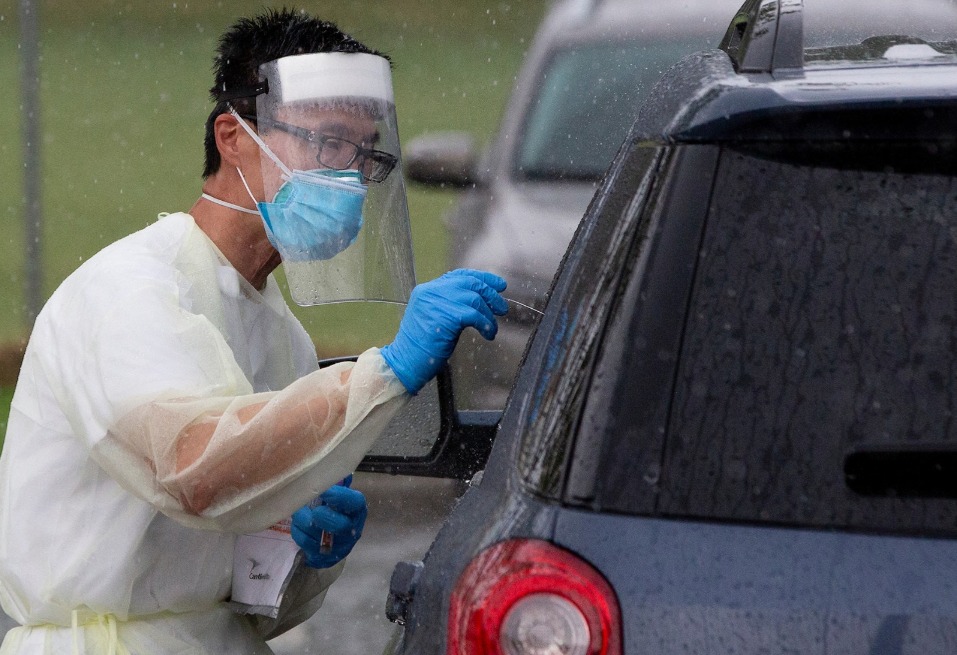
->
xmin=251 ymin=53 xmax=415 ymax=306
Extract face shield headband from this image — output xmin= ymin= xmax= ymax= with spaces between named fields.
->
xmin=218 ymin=50 xmax=398 ymax=190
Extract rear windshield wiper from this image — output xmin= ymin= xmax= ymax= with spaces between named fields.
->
xmin=845 ymin=443 xmax=957 ymax=499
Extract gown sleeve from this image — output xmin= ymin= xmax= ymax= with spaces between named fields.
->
xmin=45 ymin=244 xmax=407 ymax=534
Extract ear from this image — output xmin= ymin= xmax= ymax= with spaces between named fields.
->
xmin=214 ymin=113 xmax=246 ymax=168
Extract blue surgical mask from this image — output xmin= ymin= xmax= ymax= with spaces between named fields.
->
xmin=230 ymin=109 xmax=368 ymax=262
xmin=257 ymin=169 xmax=367 ymax=262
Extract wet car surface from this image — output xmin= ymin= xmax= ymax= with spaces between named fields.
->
xmin=380 ymin=0 xmax=957 ymax=653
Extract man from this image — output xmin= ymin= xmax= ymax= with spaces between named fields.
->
xmin=0 ymin=8 xmax=507 ymax=654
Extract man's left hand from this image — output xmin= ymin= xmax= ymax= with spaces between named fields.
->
xmin=291 ymin=481 xmax=367 ymax=568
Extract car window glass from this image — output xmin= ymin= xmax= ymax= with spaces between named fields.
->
xmin=514 ymin=146 xmax=663 ymax=497
xmin=660 ymin=145 xmax=957 ymax=535
xmin=515 ymin=41 xmax=696 ymax=181
xmin=570 ymin=145 xmax=720 ymax=512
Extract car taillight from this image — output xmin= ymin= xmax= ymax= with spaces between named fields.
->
xmin=447 ymin=539 xmax=622 ymax=655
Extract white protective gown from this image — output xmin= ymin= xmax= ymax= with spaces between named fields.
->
xmin=0 ymin=212 xmax=408 ymax=654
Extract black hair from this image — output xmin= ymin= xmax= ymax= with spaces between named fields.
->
xmin=202 ymin=7 xmax=387 ymax=178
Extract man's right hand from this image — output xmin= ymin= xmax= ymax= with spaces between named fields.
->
xmin=381 ymin=269 xmax=508 ymax=394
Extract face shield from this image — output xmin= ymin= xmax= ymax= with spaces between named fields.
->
xmin=233 ymin=52 xmax=416 ymax=307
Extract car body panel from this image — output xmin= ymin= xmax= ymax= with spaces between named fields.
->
xmin=639 ymin=54 xmax=957 ymax=145
xmin=392 ymin=465 xmax=558 ymax=652
xmin=554 ymin=510 xmax=957 ymax=654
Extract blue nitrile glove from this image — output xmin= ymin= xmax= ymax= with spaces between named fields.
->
xmin=291 ymin=477 xmax=367 ymax=569
xmin=381 ymin=268 xmax=509 ymax=394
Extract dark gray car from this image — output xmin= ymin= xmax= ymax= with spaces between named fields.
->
xmin=364 ymin=0 xmax=957 ymax=652
xmin=405 ymin=0 xmax=742 ymax=409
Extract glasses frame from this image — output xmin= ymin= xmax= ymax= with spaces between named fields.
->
xmin=240 ymin=114 xmax=398 ymax=183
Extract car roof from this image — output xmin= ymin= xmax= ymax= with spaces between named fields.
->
xmin=632 ymin=0 xmax=957 ymax=144
xmin=636 ymin=52 xmax=957 ymax=143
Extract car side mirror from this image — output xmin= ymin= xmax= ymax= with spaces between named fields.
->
xmin=319 ymin=356 xmax=500 ymax=479
xmin=404 ymin=131 xmax=478 ymax=188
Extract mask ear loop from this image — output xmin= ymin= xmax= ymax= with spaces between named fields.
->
xmin=229 ymin=107 xmax=294 ymax=180
xmin=235 ymin=167 xmax=261 ymax=209
xmin=201 ymin=190 xmax=260 ymax=216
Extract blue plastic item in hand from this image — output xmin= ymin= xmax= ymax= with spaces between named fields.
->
xmin=291 ymin=476 xmax=367 ymax=569
xmin=381 ymin=268 xmax=509 ymax=394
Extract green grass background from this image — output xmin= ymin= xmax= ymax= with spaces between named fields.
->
xmin=0 ymin=0 xmax=549 ymax=449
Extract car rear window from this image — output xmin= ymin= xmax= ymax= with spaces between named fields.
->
xmin=658 ymin=144 xmax=957 ymax=535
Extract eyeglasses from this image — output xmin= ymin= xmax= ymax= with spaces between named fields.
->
xmin=243 ymin=115 xmax=398 ymax=183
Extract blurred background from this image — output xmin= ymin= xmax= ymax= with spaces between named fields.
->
xmin=0 ymin=1 xmax=547 ymax=653
xmin=0 ymin=0 xmax=549 ymax=370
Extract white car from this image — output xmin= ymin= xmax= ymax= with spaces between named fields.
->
xmin=405 ymin=0 xmax=743 ymax=408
